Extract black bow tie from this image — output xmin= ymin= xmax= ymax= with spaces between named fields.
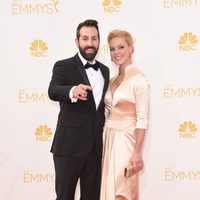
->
xmin=85 ymin=62 xmax=98 ymax=71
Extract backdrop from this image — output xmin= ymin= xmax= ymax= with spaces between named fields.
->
xmin=0 ymin=0 xmax=200 ymax=200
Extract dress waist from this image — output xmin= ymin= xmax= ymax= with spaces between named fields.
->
xmin=108 ymin=108 xmax=135 ymax=120
xmin=104 ymin=117 xmax=136 ymax=131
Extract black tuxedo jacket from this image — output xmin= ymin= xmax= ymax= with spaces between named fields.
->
xmin=48 ymin=53 xmax=109 ymax=158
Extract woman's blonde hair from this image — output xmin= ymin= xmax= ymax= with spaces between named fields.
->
xmin=107 ymin=29 xmax=135 ymax=47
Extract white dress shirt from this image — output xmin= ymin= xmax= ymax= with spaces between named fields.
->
xmin=69 ymin=53 xmax=105 ymax=109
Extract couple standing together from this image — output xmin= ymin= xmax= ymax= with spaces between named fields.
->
xmin=48 ymin=19 xmax=150 ymax=200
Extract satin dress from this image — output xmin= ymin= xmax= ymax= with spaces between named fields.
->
xmin=100 ymin=65 xmax=150 ymax=200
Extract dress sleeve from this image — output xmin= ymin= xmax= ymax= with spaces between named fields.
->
xmin=134 ymin=76 xmax=150 ymax=129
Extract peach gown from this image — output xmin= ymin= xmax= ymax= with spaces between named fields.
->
xmin=100 ymin=65 xmax=150 ymax=200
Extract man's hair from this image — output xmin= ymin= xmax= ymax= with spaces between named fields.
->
xmin=76 ymin=19 xmax=100 ymax=39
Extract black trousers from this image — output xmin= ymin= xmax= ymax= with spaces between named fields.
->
xmin=53 ymin=150 xmax=101 ymax=200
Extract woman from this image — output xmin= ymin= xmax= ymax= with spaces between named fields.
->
xmin=100 ymin=30 xmax=150 ymax=200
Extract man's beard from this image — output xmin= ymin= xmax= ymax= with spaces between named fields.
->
xmin=79 ymin=46 xmax=98 ymax=61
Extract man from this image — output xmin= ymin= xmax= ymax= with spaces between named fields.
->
xmin=48 ymin=19 xmax=109 ymax=200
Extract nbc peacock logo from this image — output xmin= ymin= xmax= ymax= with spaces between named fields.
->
xmin=178 ymin=32 xmax=198 ymax=51
xmin=35 ymin=125 xmax=52 ymax=141
xmin=102 ymin=0 xmax=121 ymax=13
xmin=30 ymin=39 xmax=48 ymax=57
xmin=178 ymin=121 xmax=198 ymax=138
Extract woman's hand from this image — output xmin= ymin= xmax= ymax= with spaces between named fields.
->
xmin=131 ymin=151 xmax=144 ymax=174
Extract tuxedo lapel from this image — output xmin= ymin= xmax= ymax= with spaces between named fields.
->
xmin=74 ymin=55 xmax=91 ymax=86
xmin=97 ymin=63 xmax=109 ymax=111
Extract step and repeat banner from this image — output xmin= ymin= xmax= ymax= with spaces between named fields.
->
xmin=0 ymin=0 xmax=200 ymax=200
